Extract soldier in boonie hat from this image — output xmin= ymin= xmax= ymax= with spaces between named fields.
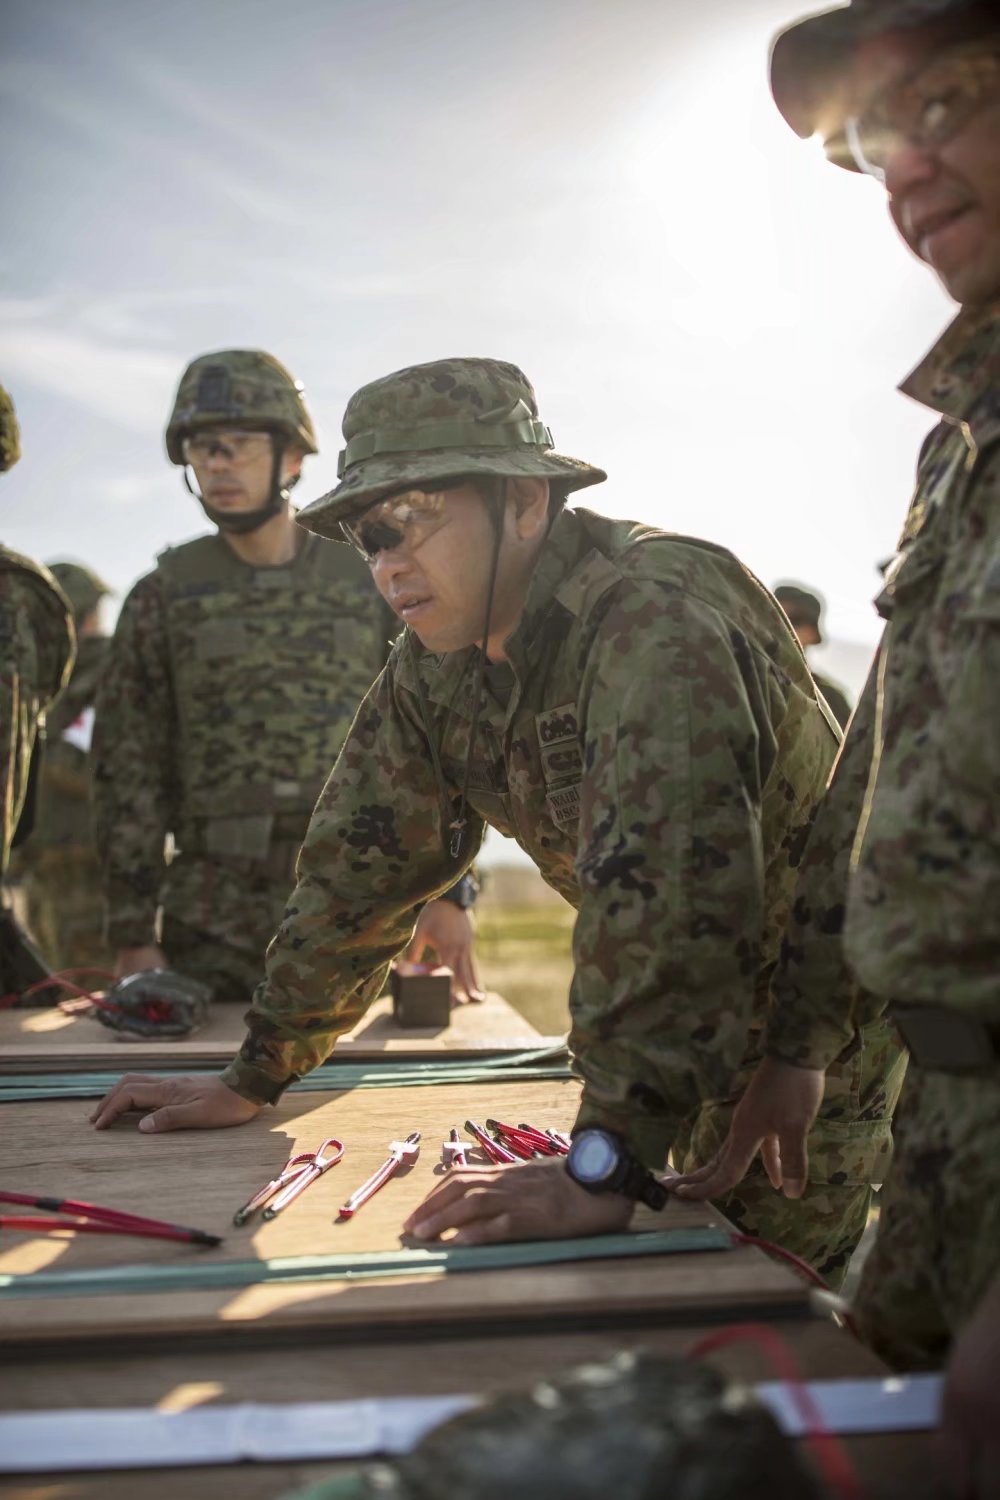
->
xmin=102 ymin=353 xmax=909 ymax=1307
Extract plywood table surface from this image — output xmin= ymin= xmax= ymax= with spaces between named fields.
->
xmin=0 ymin=991 xmax=558 ymax=1073
xmin=0 ymin=1079 xmax=810 ymax=1351
xmin=0 ymin=1318 xmax=939 ymax=1500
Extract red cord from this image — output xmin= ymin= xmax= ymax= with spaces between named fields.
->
xmin=731 ymin=1233 xmax=861 ymax=1339
xmin=0 ymin=967 xmax=118 ymax=1011
xmin=688 ymin=1322 xmax=867 ymax=1500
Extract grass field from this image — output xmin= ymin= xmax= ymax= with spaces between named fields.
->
xmin=475 ymin=865 xmax=574 ymax=1037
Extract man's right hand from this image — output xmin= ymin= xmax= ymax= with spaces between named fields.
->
xmin=667 ymin=1055 xmax=825 ymax=1202
xmin=90 ymin=1073 xmax=261 ymax=1133
xmin=114 ymin=944 xmax=168 ymax=979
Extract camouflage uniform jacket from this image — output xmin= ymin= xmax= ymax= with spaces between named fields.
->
xmin=0 ymin=547 xmax=74 ymax=874
xmin=14 ymin=633 xmax=107 ymax=853
xmin=223 ymin=506 xmax=844 ymax=1165
xmin=766 ymin=304 xmax=1000 ymax=1070
xmin=93 ymin=530 xmax=395 ymax=950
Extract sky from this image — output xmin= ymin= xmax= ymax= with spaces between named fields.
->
xmin=2 ymin=0 xmax=955 ymax=858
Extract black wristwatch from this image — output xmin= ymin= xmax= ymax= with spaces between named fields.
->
xmin=565 ymin=1128 xmax=669 ymax=1211
xmin=437 ymin=872 xmax=480 ymax=910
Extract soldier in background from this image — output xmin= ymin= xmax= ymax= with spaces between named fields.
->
xmin=10 ymin=563 xmax=112 ymax=971
xmin=670 ymin=1 xmax=1000 ymax=1490
xmin=92 ymin=356 xmax=904 ymax=1293
xmin=0 ymin=385 xmax=75 ymax=992
xmin=93 ymin=350 xmax=479 ymax=1010
xmin=773 ymin=583 xmax=853 ymax=728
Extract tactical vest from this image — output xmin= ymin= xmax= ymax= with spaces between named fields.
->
xmin=157 ymin=532 xmax=391 ymax=868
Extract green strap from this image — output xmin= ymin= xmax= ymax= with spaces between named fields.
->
xmin=0 ymin=1046 xmax=573 ymax=1103
xmin=0 ymin=1228 xmax=732 ymax=1301
xmin=338 ymin=417 xmax=553 ymax=476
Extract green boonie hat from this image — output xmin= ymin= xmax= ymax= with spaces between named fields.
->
xmin=46 ymin=561 xmax=114 ymax=623
xmin=0 ymin=384 xmax=21 ymax=472
xmin=770 ymin=0 xmax=987 ymax=166
xmin=296 ymin=357 xmax=606 ymax=537
xmin=165 ymin=349 xmax=319 ymax=464
xmin=774 ymin=583 xmax=824 ymax=641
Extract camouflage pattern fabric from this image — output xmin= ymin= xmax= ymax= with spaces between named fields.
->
xmin=0 ymin=547 xmax=74 ymax=877
xmin=298 ymin=357 xmax=606 ymax=531
xmin=813 ymin=671 xmax=852 ymax=729
xmin=94 ymin=967 xmax=212 ymax=1039
xmin=11 ymin=635 xmax=111 ymax=969
xmin=852 ymin=1063 xmax=1000 ymax=1368
xmin=165 ymin=349 xmax=318 ymax=463
xmin=47 ymin=562 xmax=112 ymax=627
xmin=221 ymin=504 xmax=901 ymax=1270
xmin=0 ymin=384 xmax=21 ymax=472
xmin=762 ymin=306 xmax=1000 ymax=1349
xmin=280 ymin=1351 xmax=823 ymax=1500
xmin=93 ymin=530 xmax=395 ymax=1000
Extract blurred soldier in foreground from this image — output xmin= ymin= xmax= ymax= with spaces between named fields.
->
xmin=92 ymin=356 xmax=904 ymax=1291
xmin=0 ymin=385 xmax=75 ymax=991
xmin=93 ymin=350 xmax=479 ymax=1009
xmin=669 ymin=0 xmax=1000 ymax=1490
xmin=773 ymin=583 xmax=853 ymax=727
xmin=11 ymin=563 xmax=113 ymax=970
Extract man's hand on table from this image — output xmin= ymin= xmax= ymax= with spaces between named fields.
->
xmin=666 ymin=1056 xmax=825 ymax=1202
xmin=405 ymin=899 xmax=485 ymax=1004
xmin=90 ymin=1073 xmax=261 ymax=1132
xmin=403 ymin=1158 xmax=634 ymax=1245
xmin=941 ymin=1271 xmax=1000 ymax=1498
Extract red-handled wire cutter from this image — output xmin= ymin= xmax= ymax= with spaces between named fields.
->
xmin=233 ymin=1137 xmax=345 ymax=1225
xmin=441 ymin=1127 xmax=468 ymax=1168
xmin=338 ymin=1132 xmax=421 ymax=1219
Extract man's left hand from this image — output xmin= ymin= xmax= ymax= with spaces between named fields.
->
xmin=406 ymin=900 xmax=485 ymax=1004
xmin=403 ymin=1158 xmax=634 ymax=1245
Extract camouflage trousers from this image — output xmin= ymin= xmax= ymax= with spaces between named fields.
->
xmin=676 ymin=1020 xmax=908 ymax=1292
xmin=852 ymin=1061 xmax=1000 ymax=1370
xmin=17 ymin=846 xmax=112 ymax=973
xmin=158 ymin=853 xmax=299 ymax=1004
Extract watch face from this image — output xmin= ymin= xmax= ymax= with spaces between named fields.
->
xmin=568 ymin=1131 xmax=619 ymax=1185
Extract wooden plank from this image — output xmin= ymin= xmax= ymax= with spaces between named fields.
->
xmin=0 ymin=991 xmax=557 ymax=1073
xmin=0 ymin=1081 xmax=809 ymax=1350
xmin=0 ymin=1322 xmax=935 ymax=1500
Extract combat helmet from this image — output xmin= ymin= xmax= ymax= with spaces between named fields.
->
xmin=165 ymin=350 xmax=318 ymax=534
xmin=47 ymin=562 xmax=114 ymax=627
xmin=0 ymin=384 xmax=21 ymax=472
xmin=770 ymin=0 xmax=994 ymax=163
xmin=297 ymin=356 xmax=605 ymax=537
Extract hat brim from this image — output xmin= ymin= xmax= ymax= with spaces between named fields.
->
xmin=296 ymin=450 xmax=607 ymax=540
xmin=770 ymin=0 xmax=980 ymax=151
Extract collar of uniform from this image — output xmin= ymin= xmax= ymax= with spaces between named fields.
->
xmin=899 ymin=301 xmax=1000 ymax=424
xmin=500 ymin=509 xmax=591 ymax=680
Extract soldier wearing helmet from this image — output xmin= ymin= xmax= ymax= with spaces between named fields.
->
xmin=0 ymin=385 xmax=76 ymax=993
xmin=93 ymin=356 xmax=903 ymax=1299
xmin=9 ymin=562 xmax=113 ymax=971
xmin=669 ymin=0 xmax=1000 ymax=1471
xmin=92 ymin=350 xmax=480 ymax=1019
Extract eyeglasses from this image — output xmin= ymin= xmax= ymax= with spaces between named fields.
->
xmin=342 ymin=486 xmax=460 ymax=562
xmin=843 ymin=45 xmax=1000 ymax=180
xmin=181 ymin=430 xmax=273 ymax=466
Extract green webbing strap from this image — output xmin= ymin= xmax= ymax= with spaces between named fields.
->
xmin=338 ymin=418 xmax=553 ymax=476
xmin=0 ymin=1227 xmax=732 ymax=1301
xmin=0 ymin=1046 xmax=573 ymax=1103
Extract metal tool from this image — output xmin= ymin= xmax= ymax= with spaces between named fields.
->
xmin=487 ymin=1118 xmax=558 ymax=1157
xmin=464 ymin=1118 xmax=518 ymax=1165
xmin=338 ymin=1132 xmax=421 ymax=1219
xmin=441 ymin=1127 xmax=468 ymax=1168
xmin=233 ymin=1136 xmax=345 ymax=1225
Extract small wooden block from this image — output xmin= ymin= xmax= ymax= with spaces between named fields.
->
xmin=390 ymin=968 xmax=451 ymax=1028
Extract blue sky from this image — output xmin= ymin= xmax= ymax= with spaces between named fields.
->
xmin=3 ymin=0 xmax=953 ymax=670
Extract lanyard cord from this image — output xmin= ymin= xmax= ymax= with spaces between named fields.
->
xmin=449 ymin=485 xmax=504 ymax=860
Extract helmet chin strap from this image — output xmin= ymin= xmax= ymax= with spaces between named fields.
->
xmin=183 ymin=438 xmax=297 ymax=535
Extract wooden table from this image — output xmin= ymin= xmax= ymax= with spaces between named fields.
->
xmin=0 ymin=991 xmax=557 ymax=1073
xmin=0 ymin=1076 xmax=940 ymax=1498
